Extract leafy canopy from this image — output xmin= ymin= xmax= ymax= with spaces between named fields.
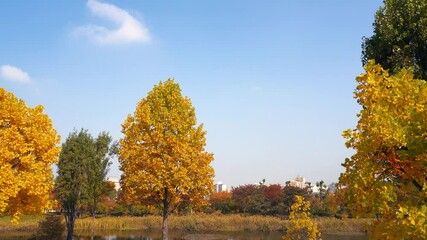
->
xmin=340 ymin=61 xmax=427 ymax=238
xmin=0 ymin=88 xmax=60 ymax=222
xmin=119 ymin=79 xmax=214 ymax=212
xmin=362 ymin=0 xmax=427 ymax=79
xmin=56 ymin=130 xmax=113 ymax=209
xmin=85 ymin=132 xmax=113 ymax=213
xmin=56 ymin=129 xmax=113 ymax=240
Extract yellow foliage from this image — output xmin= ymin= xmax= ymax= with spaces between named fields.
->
xmin=341 ymin=61 xmax=427 ymax=238
xmin=283 ymin=195 xmax=321 ymax=240
xmin=119 ymin=79 xmax=214 ymax=213
xmin=0 ymin=88 xmax=60 ymax=222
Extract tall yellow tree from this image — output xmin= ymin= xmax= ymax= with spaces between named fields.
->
xmin=340 ymin=61 xmax=427 ymax=239
xmin=119 ymin=79 xmax=214 ymax=239
xmin=0 ymin=88 xmax=60 ymax=222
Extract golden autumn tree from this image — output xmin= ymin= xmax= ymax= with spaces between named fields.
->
xmin=340 ymin=61 xmax=427 ymax=239
xmin=119 ymin=79 xmax=214 ymax=239
xmin=283 ymin=195 xmax=321 ymax=240
xmin=0 ymin=88 xmax=60 ymax=222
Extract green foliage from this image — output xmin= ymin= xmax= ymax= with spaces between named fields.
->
xmin=85 ymin=131 xmax=113 ymax=217
xmin=95 ymin=181 xmax=118 ymax=215
xmin=341 ymin=61 xmax=427 ymax=238
xmin=362 ymin=0 xmax=427 ymax=79
xmin=55 ymin=129 xmax=113 ymax=240
xmin=56 ymin=130 xmax=113 ymax=207
xmin=56 ymin=130 xmax=93 ymax=210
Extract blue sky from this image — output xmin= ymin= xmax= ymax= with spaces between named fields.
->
xmin=0 ymin=0 xmax=383 ymax=187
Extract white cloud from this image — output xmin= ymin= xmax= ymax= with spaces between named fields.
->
xmin=74 ymin=0 xmax=150 ymax=45
xmin=0 ymin=65 xmax=31 ymax=83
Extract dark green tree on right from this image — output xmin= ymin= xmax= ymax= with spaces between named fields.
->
xmin=362 ymin=0 xmax=427 ymax=80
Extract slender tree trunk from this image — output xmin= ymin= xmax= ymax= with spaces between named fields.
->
xmin=91 ymin=204 xmax=95 ymax=240
xmin=162 ymin=188 xmax=170 ymax=240
xmin=64 ymin=203 xmax=76 ymax=240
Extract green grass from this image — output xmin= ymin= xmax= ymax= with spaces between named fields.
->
xmin=0 ymin=215 xmax=42 ymax=231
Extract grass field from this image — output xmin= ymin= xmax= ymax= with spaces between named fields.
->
xmin=1 ymin=214 xmax=371 ymax=234
xmin=0 ymin=215 xmax=42 ymax=231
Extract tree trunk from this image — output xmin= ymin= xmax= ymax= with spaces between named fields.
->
xmin=91 ymin=209 xmax=95 ymax=240
xmin=64 ymin=203 xmax=76 ymax=240
xmin=162 ymin=188 xmax=170 ymax=240
xmin=162 ymin=210 xmax=169 ymax=240
xmin=91 ymin=200 xmax=96 ymax=240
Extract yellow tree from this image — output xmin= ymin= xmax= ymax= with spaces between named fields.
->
xmin=341 ymin=61 xmax=427 ymax=239
xmin=0 ymin=88 xmax=60 ymax=222
xmin=119 ymin=79 xmax=214 ymax=239
xmin=283 ymin=195 xmax=321 ymax=240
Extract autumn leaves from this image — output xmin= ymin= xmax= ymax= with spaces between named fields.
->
xmin=119 ymin=79 xmax=214 ymax=237
xmin=340 ymin=62 xmax=427 ymax=238
xmin=0 ymin=88 xmax=61 ymax=223
xmin=0 ymin=79 xmax=214 ymax=240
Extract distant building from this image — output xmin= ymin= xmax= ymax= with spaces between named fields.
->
xmin=286 ymin=176 xmax=311 ymax=189
xmin=214 ymin=181 xmax=227 ymax=193
xmin=311 ymin=181 xmax=329 ymax=194
xmin=311 ymin=185 xmax=321 ymax=194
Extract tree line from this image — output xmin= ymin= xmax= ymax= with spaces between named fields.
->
xmin=208 ymin=182 xmax=336 ymax=217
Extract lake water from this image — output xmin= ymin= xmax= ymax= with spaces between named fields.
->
xmin=73 ymin=230 xmax=369 ymax=240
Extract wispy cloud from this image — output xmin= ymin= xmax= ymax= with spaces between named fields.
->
xmin=0 ymin=65 xmax=31 ymax=83
xmin=251 ymin=85 xmax=263 ymax=92
xmin=74 ymin=0 xmax=150 ymax=45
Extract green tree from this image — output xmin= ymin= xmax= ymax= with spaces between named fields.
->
xmin=119 ymin=79 xmax=214 ymax=239
xmin=96 ymin=181 xmax=118 ymax=215
xmin=56 ymin=129 xmax=113 ymax=240
xmin=340 ymin=61 xmax=427 ymax=239
xmin=362 ymin=0 xmax=427 ymax=79
xmin=86 ymin=132 xmax=113 ymax=238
